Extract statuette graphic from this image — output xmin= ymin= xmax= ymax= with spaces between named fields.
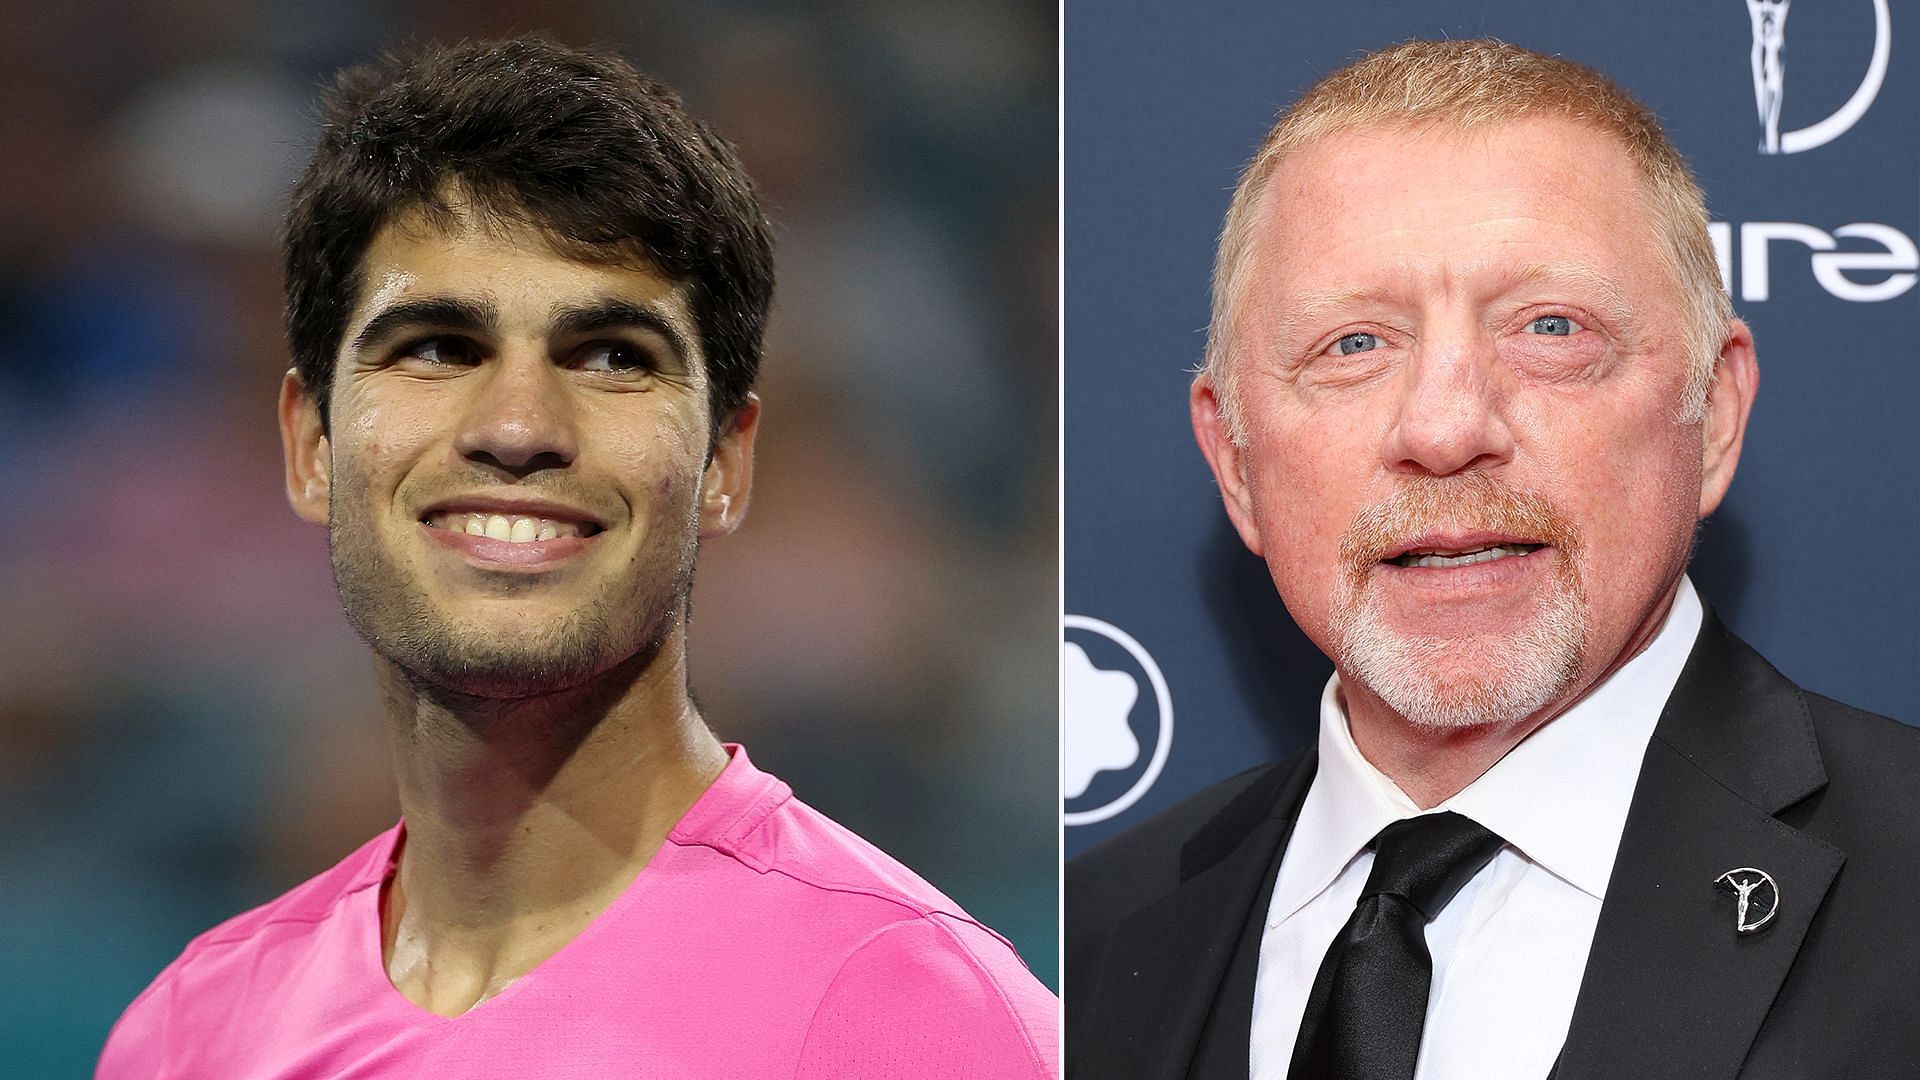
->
xmin=1715 ymin=867 xmax=1780 ymax=933
xmin=1747 ymin=0 xmax=1790 ymax=154
xmin=1743 ymin=0 xmax=1890 ymax=155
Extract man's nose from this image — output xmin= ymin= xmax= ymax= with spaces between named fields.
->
xmin=1379 ymin=331 xmax=1515 ymax=477
xmin=453 ymin=347 xmax=579 ymax=475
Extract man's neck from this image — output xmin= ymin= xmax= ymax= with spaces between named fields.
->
xmin=373 ymin=630 xmax=729 ymax=1016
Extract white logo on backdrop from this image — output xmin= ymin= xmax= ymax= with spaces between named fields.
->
xmin=1709 ymin=221 xmax=1918 ymax=303
xmin=1063 ymin=615 xmax=1173 ymax=826
xmin=1746 ymin=0 xmax=1891 ymax=155
xmin=1063 ymin=642 xmax=1140 ymax=800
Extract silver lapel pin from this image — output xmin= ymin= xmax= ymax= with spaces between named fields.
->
xmin=1715 ymin=867 xmax=1780 ymax=934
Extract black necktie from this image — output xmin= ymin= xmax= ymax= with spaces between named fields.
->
xmin=1286 ymin=811 xmax=1505 ymax=1080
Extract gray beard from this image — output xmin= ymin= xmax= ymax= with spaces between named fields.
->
xmin=1330 ymin=581 xmax=1588 ymax=730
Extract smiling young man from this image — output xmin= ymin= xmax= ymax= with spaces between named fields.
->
xmin=1066 ymin=40 xmax=1920 ymax=1080
xmin=97 ymin=37 xmax=1056 ymax=1079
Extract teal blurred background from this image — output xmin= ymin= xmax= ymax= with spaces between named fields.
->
xmin=0 ymin=2 xmax=1058 ymax=1074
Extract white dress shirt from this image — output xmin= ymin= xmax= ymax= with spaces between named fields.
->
xmin=1248 ymin=578 xmax=1704 ymax=1080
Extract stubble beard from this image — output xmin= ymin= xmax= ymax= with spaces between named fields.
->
xmin=1327 ymin=474 xmax=1590 ymax=731
xmin=328 ymin=490 xmax=695 ymax=702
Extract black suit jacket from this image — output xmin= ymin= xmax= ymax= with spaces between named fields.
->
xmin=1066 ymin=612 xmax=1920 ymax=1079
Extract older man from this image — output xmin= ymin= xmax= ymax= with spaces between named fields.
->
xmin=1066 ymin=40 xmax=1919 ymax=1080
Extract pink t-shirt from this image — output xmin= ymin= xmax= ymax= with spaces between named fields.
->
xmin=98 ymin=746 xmax=1058 ymax=1078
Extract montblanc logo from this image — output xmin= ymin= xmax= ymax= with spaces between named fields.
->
xmin=1063 ymin=615 xmax=1173 ymax=826
xmin=1746 ymin=0 xmax=1891 ymax=155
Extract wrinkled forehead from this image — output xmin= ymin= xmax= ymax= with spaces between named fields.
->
xmin=1237 ymin=118 xmax=1666 ymax=308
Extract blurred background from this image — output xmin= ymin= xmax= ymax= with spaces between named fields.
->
xmin=0 ymin=1 xmax=1058 ymax=1072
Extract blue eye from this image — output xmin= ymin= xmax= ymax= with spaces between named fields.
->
xmin=1526 ymin=315 xmax=1581 ymax=336
xmin=1333 ymin=332 xmax=1380 ymax=356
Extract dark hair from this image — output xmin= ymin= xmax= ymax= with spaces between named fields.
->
xmin=283 ymin=36 xmax=774 ymax=433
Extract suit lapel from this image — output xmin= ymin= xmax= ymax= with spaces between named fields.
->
xmin=1079 ymin=753 xmax=1315 ymax=1080
xmin=1556 ymin=612 xmax=1845 ymax=1080
xmin=1188 ymin=800 xmax=1297 ymax=1078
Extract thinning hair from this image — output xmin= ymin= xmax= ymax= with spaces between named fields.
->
xmin=1202 ymin=39 xmax=1731 ymax=443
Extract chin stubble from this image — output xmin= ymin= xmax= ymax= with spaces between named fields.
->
xmin=1328 ymin=473 xmax=1590 ymax=730
xmin=327 ymin=485 xmax=693 ymax=702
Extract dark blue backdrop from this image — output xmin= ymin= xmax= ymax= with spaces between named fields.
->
xmin=1064 ymin=0 xmax=1918 ymax=854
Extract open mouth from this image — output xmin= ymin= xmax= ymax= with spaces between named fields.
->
xmin=422 ymin=511 xmax=604 ymax=544
xmin=1387 ymin=542 xmax=1544 ymax=569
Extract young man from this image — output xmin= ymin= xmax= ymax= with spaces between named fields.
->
xmin=100 ymin=37 xmax=1055 ymax=1078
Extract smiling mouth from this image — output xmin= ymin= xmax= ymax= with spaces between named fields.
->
xmin=423 ymin=511 xmax=604 ymax=544
xmin=1388 ymin=543 xmax=1544 ymax=569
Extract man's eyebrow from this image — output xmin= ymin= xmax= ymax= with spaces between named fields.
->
xmin=350 ymin=297 xmax=498 ymax=354
xmin=549 ymin=298 xmax=697 ymax=366
xmin=1268 ymin=265 xmax=1639 ymax=345
xmin=1269 ymin=287 xmax=1402 ymax=348
xmin=1507 ymin=263 xmax=1632 ymax=313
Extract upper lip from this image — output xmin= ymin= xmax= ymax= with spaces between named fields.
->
xmin=1382 ymin=530 xmax=1546 ymax=562
xmin=418 ymin=496 xmax=606 ymax=530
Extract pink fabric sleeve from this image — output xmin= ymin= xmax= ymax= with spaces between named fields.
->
xmin=96 ymin=969 xmax=175 ymax=1080
xmin=794 ymin=914 xmax=1059 ymax=1079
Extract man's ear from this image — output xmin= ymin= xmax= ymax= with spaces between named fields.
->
xmin=279 ymin=370 xmax=331 ymax=526
xmin=700 ymin=393 xmax=760 ymax=538
xmin=1698 ymin=319 xmax=1759 ymax=518
xmin=1191 ymin=376 xmax=1267 ymax=558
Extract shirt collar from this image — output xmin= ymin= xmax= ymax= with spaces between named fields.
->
xmin=1267 ymin=577 xmax=1703 ymax=925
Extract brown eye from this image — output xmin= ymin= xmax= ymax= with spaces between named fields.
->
xmin=577 ymin=342 xmax=655 ymax=372
xmin=400 ymin=336 xmax=480 ymax=366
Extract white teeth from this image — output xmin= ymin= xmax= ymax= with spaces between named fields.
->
xmin=1400 ymin=543 xmax=1534 ymax=569
xmin=431 ymin=512 xmax=584 ymax=543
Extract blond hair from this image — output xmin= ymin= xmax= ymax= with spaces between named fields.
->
xmin=1203 ymin=39 xmax=1731 ymax=443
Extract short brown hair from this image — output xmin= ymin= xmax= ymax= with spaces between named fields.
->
xmin=1202 ymin=39 xmax=1731 ymax=443
xmin=284 ymin=36 xmax=774 ymax=436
